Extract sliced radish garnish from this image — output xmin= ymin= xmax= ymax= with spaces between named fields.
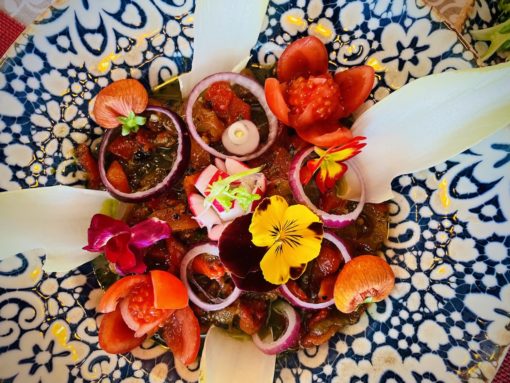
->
xmin=188 ymin=193 xmax=222 ymax=230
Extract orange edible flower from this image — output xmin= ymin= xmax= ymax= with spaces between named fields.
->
xmin=93 ymin=79 xmax=148 ymax=132
xmin=333 ymin=254 xmax=395 ymax=313
xmin=302 ymin=136 xmax=366 ymax=193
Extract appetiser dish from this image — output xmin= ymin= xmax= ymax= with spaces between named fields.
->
xmin=76 ymin=36 xmax=396 ymax=365
xmin=1 ymin=1 xmax=509 ymax=382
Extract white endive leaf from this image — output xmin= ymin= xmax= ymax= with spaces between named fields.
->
xmin=0 ymin=186 xmax=113 ymax=273
xmin=179 ymin=0 xmax=269 ymax=97
xmin=345 ymin=61 xmax=510 ymax=203
xmin=199 ymin=327 xmax=276 ymax=383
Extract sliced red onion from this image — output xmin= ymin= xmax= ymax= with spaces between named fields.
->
xmin=98 ymin=105 xmax=191 ymax=202
xmin=279 ymin=232 xmax=351 ymax=310
xmin=252 ymin=300 xmax=301 ymax=355
xmin=185 ymin=72 xmax=278 ymax=161
xmin=180 ymin=242 xmax=241 ymax=311
xmin=289 ymin=146 xmax=365 ymax=228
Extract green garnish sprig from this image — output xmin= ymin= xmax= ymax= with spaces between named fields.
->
xmin=205 ymin=167 xmax=263 ymax=212
xmin=118 ymin=111 xmax=147 ymax=136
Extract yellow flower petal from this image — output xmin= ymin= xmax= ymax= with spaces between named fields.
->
xmin=260 ymin=243 xmax=292 ymax=285
xmin=249 ymin=196 xmax=288 ymax=247
xmin=282 ymin=227 xmax=323 ymax=266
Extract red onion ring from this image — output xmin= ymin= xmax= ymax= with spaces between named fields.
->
xmin=180 ymin=242 xmax=241 ymax=311
xmin=279 ymin=232 xmax=351 ymax=310
xmin=184 ymin=72 xmax=278 ymax=161
xmin=98 ymin=105 xmax=191 ymax=202
xmin=289 ymin=146 xmax=365 ymax=228
xmin=252 ymin=300 xmax=301 ymax=355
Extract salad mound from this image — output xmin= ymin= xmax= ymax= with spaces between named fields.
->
xmin=77 ymin=36 xmax=395 ymax=366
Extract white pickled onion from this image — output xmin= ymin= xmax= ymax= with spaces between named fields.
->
xmin=180 ymin=242 xmax=241 ymax=311
xmin=185 ymin=72 xmax=278 ymax=161
xmin=279 ymin=232 xmax=351 ymax=310
xmin=289 ymin=146 xmax=366 ymax=228
xmin=222 ymin=120 xmax=260 ymax=155
xmin=252 ymin=300 xmax=301 ymax=355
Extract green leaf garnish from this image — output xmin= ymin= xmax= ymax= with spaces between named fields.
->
xmin=117 ymin=111 xmax=146 ymax=136
xmin=205 ymin=167 xmax=263 ymax=212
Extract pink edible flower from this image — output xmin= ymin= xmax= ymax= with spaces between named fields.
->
xmin=83 ymin=214 xmax=171 ymax=274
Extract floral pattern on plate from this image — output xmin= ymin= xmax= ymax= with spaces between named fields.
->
xmin=0 ymin=0 xmax=509 ymax=382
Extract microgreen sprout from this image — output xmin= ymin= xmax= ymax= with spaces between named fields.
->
xmin=205 ymin=167 xmax=263 ymax=211
xmin=118 ymin=111 xmax=147 ymax=136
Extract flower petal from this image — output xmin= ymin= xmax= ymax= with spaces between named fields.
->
xmin=104 ymin=232 xmax=136 ymax=271
xmin=283 ymin=224 xmax=323 ymax=266
xmin=230 ymin=271 xmax=278 ymax=292
xmin=219 ymin=214 xmax=267 ymax=277
xmin=120 ymin=249 xmax=147 ymax=275
xmin=260 ymin=243 xmax=293 ymax=285
xmin=130 ymin=218 xmax=171 ymax=249
xmin=83 ymin=214 xmax=130 ymax=252
xmin=249 ymin=196 xmax=288 ymax=247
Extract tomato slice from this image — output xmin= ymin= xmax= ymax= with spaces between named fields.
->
xmin=150 ymin=270 xmax=188 ymax=309
xmin=98 ymin=305 xmax=145 ymax=354
xmin=334 ymin=65 xmax=375 ymax=117
xmin=97 ymin=274 xmax=150 ymax=313
xmin=162 ymin=307 xmax=201 ymax=366
xmin=119 ymin=280 xmax=173 ymax=337
xmin=191 ymin=253 xmax=227 ymax=280
xmin=295 ymin=121 xmax=353 ymax=147
xmin=96 ymin=275 xmax=150 ymax=313
xmin=277 ymin=36 xmax=329 ymax=82
xmin=75 ymin=143 xmax=101 ymax=189
xmin=106 ymin=160 xmax=131 ymax=193
xmin=264 ymin=78 xmax=289 ymax=125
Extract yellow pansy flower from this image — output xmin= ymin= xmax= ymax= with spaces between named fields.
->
xmin=249 ymin=195 xmax=323 ymax=285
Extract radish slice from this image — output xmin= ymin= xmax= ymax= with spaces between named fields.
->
xmin=188 ymin=193 xmax=222 ymax=230
xmin=225 ymin=158 xmax=250 ymax=175
xmin=208 ymin=222 xmax=231 ymax=241
xmin=222 ymin=120 xmax=260 ymax=155
xmin=215 ymin=158 xmax=227 ymax=172
xmin=194 ymin=165 xmax=225 ymax=196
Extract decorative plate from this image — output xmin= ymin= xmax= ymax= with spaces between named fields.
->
xmin=1 ymin=0 xmax=509 ymax=382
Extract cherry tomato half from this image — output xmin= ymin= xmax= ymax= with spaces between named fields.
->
xmin=162 ymin=307 xmax=201 ymax=366
xmin=334 ymin=65 xmax=375 ymax=117
xmin=98 ymin=306 xmax=145 ymax=354
xmin=295 ymin=120 xmax=353 ymax=148
xmin=277 ymin=36 xmax=329 ymax=82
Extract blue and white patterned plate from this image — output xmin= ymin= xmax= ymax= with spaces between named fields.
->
xmin=1 ymin=0 xmax=509 ymax=382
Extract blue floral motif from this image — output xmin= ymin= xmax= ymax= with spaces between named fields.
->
xmin=1 ymin=0 xmax=509 ymax=382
